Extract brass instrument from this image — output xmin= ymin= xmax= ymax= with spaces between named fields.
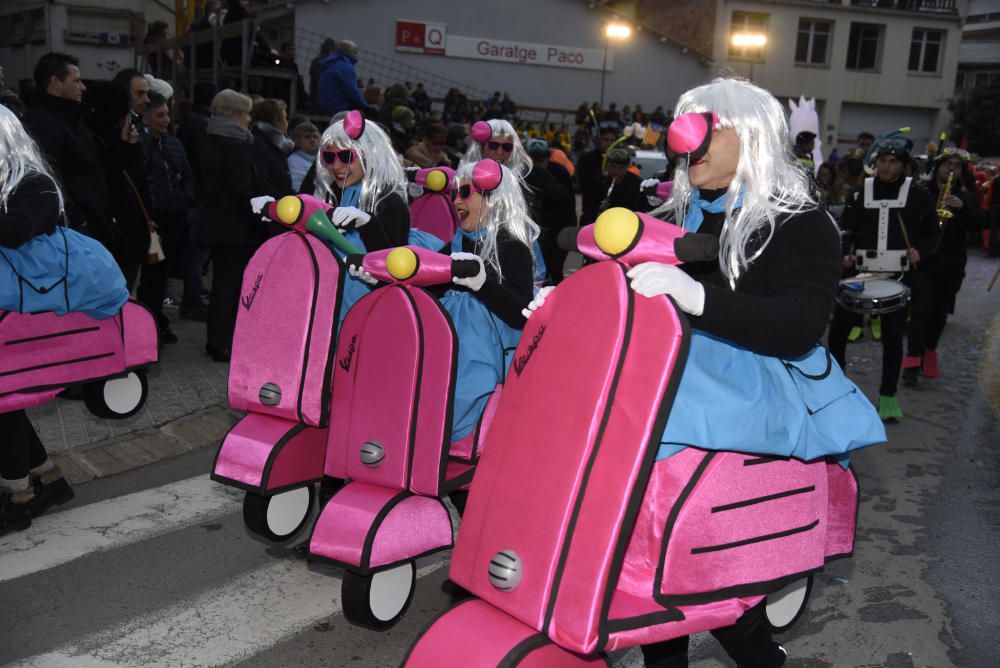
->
xmin=936 ymin=172 xmax=955 ymax=226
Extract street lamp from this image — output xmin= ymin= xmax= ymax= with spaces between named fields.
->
xmin=600 ymin=21 xmax=631 ymax=109
xmin=731 ymin=32 xmax=767 ymax=82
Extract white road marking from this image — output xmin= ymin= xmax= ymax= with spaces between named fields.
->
xmin=0 ymin=474 xmax=243 ymax=583
xmin=12 ymin=555 xmax=448 ymax=668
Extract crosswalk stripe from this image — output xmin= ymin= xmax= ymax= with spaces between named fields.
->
xmin=0 ymin=474 xmax=243 ymax=583
xmin=12 ymin=555 xmax=449 ymax=668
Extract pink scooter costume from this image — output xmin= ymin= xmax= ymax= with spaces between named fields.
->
xmin=409 ymin=166 xmax=460 ymax=244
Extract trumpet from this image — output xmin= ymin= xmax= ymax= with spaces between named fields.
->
xmin=935 ymin=172 xmax=954 ymax=226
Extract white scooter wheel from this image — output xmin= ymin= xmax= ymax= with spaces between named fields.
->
xmin=82 ymin=370 xmax=149 ymax=419
xmin=342 ymin=561 xmax=416 ymax=630
xmin=765 ymin=575 xmax=813 ymax=633
xmin=243 ymin=485 xmax=315 ymax=543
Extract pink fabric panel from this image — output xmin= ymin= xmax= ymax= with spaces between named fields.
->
xmin=213 ymin=413 xmax=302 ymax=488
xmin=264 ymin=424 xmax=328 ymax=490
xmin=309 ymin=481 xmax=401 ymax=567
xmin=407 ymin=289 xmax=455 ymax=497
xmin=616 ymin=213 xmax=685 ymax=268
xmin=368 ymin=495 xmax=452 ymax=567
xmin=448 ymin=384 xmax=500 ymax=462
xmin=343 ymin=287 xmax=418 ymax=488
xmin=403 ymin=599 xmax=538 ymax=668
xmin=549 ymin=290 xmax=685 ymax=654
xmin=415 ymin=166 xmax=457 ymax=188
xmin=518 ymin=645 xmax=609 ymax=667
xmin=410 ymin=194 xmax=459 ymax=244
xmin=449 ymin=430 xmax=475 ymax=461
xmin=575 ymin=225 xmax=608 ymax=264
xmin=0 ymin=389 xmax=62 ymax=413
xmin=825 ymin=462 xmax=858 ymax=557
xmin=449 ymin=263 xmax=630 ymax=634
xmin=363 ymin=246 xmax=453 ymax=287
xmin=325 ymin=293 xmax=378 ymax=479
xmin=0 ymin=310 xmax=126 ymax=395
xmin=604 ymin=596 xmax=764 ymax=651
xmin=229 ymin=233 xmax=341 ymax=427
xmin=657 ymin=453 xmax=828 ymax=599
xmin=121 ymin=301 xmax=159 ymax=368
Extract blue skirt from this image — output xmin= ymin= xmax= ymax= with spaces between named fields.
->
xmin=658 ymin=331 xmax=885 ymax=464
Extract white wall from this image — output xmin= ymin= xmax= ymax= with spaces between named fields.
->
xmin=294 ymin=0 xmax=712 ymax=112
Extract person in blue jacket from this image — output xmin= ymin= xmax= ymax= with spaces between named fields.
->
xmin=316 ymin=40 xmax=367 ymax=116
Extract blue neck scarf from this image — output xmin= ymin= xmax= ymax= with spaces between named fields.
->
xmin=683 ymin=189 xmax=744 ymax=232
xmin=340 ymin=183 xmax=362 ymax=208
xmin=452 ymin=226 xmax=487 ymax=252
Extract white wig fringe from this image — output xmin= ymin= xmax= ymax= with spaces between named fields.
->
xmin=0 ymin=104 xmax=62 ymax=213
xmin=461 ymin=119 xmax=532 ymax=181
xmin=455 ymin=161 xmax=539 ymax=282
xmin=314 ymin=117 xmax=407 ymax=213
xmin=661 ymin=78 xmax=819 ymax=287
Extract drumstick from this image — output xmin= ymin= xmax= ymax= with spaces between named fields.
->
xmin=896 ymin=213 xmax=915 ymax=265
xmin=988 ymin=263 xmax=1000 ymax=292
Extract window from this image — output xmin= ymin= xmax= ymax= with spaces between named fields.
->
xmin=908 ymin=28 xmax=943 ymax=73
xmin=846 ymin=23 xmax=882 ymax=71
xmin=729 ymin=12 xmax=768 ymax=61
xmin=955 ymin=71 xmax=965 ymax=90
xmin=795 ymin=19 xmax=832 ymax=66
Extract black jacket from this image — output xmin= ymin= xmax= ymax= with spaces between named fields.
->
xmin=22 ymin=94 xmax=114 ymax=244
xmin=601 ymin=171 xmax=648 ymax=213
xmin=251 ymin=125 xmax=292 ymax=195
xmin=198 ymin=133 xmax=271 ymax=248
xmin=435 ymin=230 xmax=534 ymax=329
xmin=146 ymin=133 xmax=195 ymax=223
xmin=682 ymin=193 xmax=843 ymax=358
xmin=524 ymin=165 xmax=574 ymax=231
xmin=0 ymin=173 xmax=61 ymax=248
xmin=841 ymin=177 xmax=938 ymax=259
xmin=93 ymin=131 xmax=152 ymax=266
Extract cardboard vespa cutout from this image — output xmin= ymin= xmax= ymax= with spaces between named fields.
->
xmin=409 ymin=166 xmax=460 ymax=243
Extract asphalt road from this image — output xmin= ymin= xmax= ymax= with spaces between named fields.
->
xmin=1 ymin=253 xmax=998 ymax=668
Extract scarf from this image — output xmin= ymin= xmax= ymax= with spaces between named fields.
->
xmin=683 ymin=189 xmax=744 ymax=232
xmin=255 ymin=121 xmax=294 ymax=155
xmin=206 ymin=116 xmax=253 ymax=143
xmin=340 ymin=183 xmax=362 ymax=208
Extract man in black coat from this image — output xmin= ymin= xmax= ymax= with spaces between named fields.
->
xmin=526 ymin=139 xmax=575 ymax=283
xmin=576 ymin=127 xmax=618 ymax=226
xmin=22 ymin=53 xmax=114 ymax=245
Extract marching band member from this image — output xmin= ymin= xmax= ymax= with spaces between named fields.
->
xmin=827 ymin=131 xmax=937 ymax=419
xmin=903 ymin=147 xmax=985 ymax=383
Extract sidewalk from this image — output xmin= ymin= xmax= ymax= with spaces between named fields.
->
xmin=24 ymin=304 xmax=239 ymax=484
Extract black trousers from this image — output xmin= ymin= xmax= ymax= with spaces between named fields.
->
xmin=828 ymin=304 xmax=907 ymax=396
xmin=0 ymin=411 xmax=47 ymax=482
xmin=539 ymin=226 xmax=569 ymax=284
xmin=641 ymin=601 xmax=784 ymax=668
xmin=207 ymin=246 xmax=255 ymax=352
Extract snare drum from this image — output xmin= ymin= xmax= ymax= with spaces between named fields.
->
xmin=837 ymin=278 xmax=910 ymax=315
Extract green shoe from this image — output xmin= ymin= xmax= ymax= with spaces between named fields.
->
xmin=878 ymin=395 xmax=903 ymax=421
xmin=847 ymin=326 xmax=863 ymax=342
xmin=870 ymin=315 xmax=881 ymax=341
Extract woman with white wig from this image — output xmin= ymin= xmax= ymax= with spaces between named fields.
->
xmin=462 ymin=118 xmax=532 ymax=180
xmin=251 ymin=110 xmax=410 ymax=319
xmin=0 ymin=104 xmax=126 ymax=535
xmin=437 ymin=159 xmax=538 ymax=512
xmin=525 ymin=78 xmax=883 ymax=666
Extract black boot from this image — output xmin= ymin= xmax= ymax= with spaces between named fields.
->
xmin=0 ymin=492 xmax=32 ymax=537
xmin=29 ymin=473 xmax=74 ymax=518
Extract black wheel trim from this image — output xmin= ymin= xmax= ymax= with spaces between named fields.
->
xmin=341 ymin=561 xmax=416 ymax=631
xmin=765 ymin=574 xmax=814 ymax=634
xmin=242 ymin=485 xmax=316 ymax=543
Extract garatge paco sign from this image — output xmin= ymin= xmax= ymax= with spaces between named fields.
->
xmin=395 ymin=20 xmax=613 ymax=72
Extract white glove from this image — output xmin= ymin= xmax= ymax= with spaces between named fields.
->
xmin=450 ymin=251 xmax=486 ymax=292
xmin=640 ymin=178 xmax=663 ymax=207
xmin=250 ymin=195 xmax=275 ymax=221
xmin=403 ymin=165 xmax=421 ymax=173
xmin=348 ymin=263 xmax=378 ymax=286
xmin=626 ymin=262 xmax=705 ymax=316
xmin=521 ymin=285 xmax=555 ymax=320
xmin=407 ymin=182 xmax=424 ymax=199
xmin=330 ymin=206 xmax=372 ymax=229
xmin=640 ymin=178 xmax=660 ymax=191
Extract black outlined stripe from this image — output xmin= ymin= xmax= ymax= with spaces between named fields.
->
xmin=690 ymin=520 xmax=820 ymax=554
xmin=0 ymin=352 xmax=114 ymax=378
xmin=5 ymin=326 xmax=101 ymax=346
xmin=710 ymin=485 xmax=815 ymax=513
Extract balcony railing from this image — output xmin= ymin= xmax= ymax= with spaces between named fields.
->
xmin=846 ymin=0 xmax=957 ymax=14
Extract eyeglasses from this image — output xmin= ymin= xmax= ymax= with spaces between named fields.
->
xmin=487 ymin=141 xmax=514 ymax=153
xmin=457 ymin=183 xmax=482 ymax=199
xmin=940 ymin=147 xmax=970 ymax=162
xmin=321 ymin=148 xmax=356 ymax=165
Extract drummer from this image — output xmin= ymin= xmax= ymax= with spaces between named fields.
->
xmin=826 ymin=131 xmax=937 ymax=420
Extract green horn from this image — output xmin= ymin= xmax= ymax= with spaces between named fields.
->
xmin=305 ymin=211 xmax=362 ymax=256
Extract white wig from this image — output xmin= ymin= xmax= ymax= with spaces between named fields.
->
xmin=461 ymin=119 xmax=532 ymax=181
xmin=314 ymin=117 xmax=407 ymax=213
xmin=662 ymin=78 xmax=818 ymax=287
xmin=0 ymin=104 xmax=62 ymax=212
xmin=455 ymin=162 xmax=539 ymax=282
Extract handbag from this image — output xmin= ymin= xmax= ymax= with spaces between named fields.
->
xmin=121 ymin=169 xmax=165 ymax=265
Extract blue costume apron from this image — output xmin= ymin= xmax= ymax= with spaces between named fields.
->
xmin=440 ymin=228 xmax=523 ymax=441
xmin=0 ymin=225 xmax=128 ymax=319
xmin=657 ymin=190 xmax=885 ymax=464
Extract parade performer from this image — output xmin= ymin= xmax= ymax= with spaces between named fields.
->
xmin=0 ymin=105 xmax=126 ymax=534
xmin=902 ymin=147 xmax=985 ymax=383
xmin=439 ymin=158 xmax=537 ymax=444
xmin=462 ymin=119 xmax=532 ymax=181
xmin=827 ymin=130 xmax=938 ymax=419
xmin=251 ymin=110 xmax=410 ymax=319
xmin=525 ymin=77 xmax=883 ymax=667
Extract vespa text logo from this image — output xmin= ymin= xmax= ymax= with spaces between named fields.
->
xmin=513 ymin=325 xmax=546 ymax=377
xmin=338 ymin=335 xmax=358 ymax=372
xmin=241 ymin=273 xmax=263 ymax=311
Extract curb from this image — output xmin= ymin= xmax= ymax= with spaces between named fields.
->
xmin=52 ymin=407 xmax=240 ymax=485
